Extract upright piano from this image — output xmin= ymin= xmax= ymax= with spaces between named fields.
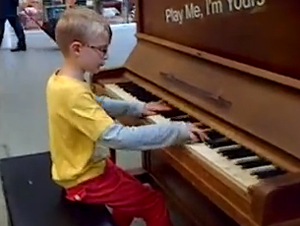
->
xmin=92 ymin=1 xmax=300 ymax=225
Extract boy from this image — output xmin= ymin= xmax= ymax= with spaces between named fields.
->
xmin=46 ymin=7 xmax=207 ymax=226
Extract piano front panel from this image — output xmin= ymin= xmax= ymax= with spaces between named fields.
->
xmin=145 ymin=149 xmax=242 ymax=226
xmin=124 ymin=39 xmax=300 ymax=162
xmin=137 ymin=0 xmax=300 ymax=81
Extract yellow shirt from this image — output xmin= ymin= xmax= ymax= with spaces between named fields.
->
xmin=46 ymin=73 xmax=114 ymax=188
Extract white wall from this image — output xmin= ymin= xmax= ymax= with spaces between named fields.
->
xmin=105 ymin=22 xmax=137 ymax=68
xmin=105 ymin=23 xmax=144 ymax=173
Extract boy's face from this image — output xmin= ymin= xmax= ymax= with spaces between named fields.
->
xmin=69 ymin=32 xmax=110 ymax=74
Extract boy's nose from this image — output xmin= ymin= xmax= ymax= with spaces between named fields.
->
xmin=104 ymin=53 xmax=109 ymax=60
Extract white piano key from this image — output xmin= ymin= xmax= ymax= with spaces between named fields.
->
xmin=147 ymin=115 xmax=170 ymax=123
xmin=105 ymin=84 xmax=138 ymax=101
xmin=232 ymin=156 xmax=261 ymax=165
xmin=187 ymin=143 xmax=259 ymax=189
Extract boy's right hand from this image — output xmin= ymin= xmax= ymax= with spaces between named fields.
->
xmin=187 ymin=124 xmax=209 ymax=142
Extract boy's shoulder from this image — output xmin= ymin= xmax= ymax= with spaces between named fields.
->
xmin=47 ymin=73 xmax=90 ymax=96
xmin=46 ymin=73 xmax=97 ymax=115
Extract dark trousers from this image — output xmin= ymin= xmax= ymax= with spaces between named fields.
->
xmin=0 ymin=16 xmax=26 ymax=48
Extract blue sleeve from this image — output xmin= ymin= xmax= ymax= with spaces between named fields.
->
xmin=98 ymin=122 xmax=191 ymax=151
xmin=95 ymin=96 xmax=145 ymax=117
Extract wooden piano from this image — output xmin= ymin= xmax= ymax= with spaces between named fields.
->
xmin=92 ymin=0 xmax=300 ymax=225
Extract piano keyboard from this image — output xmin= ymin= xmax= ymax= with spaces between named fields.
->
xmin=104 ymin=82 xmax=286 ymax=191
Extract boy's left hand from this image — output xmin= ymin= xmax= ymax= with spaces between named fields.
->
xmin=142 ymin=101 xmax=172 ymax=116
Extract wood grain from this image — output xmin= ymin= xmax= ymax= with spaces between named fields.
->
xmin=138 ymin=0 xmax=300 ymax=81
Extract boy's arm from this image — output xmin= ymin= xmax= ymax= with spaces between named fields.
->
xmin=67 ymin=92 xmax=198 ymax=151
xmin=98 ymin=122 xmax=191 ymax=151
xmin=95 ymin=95 xmax=145 ymax=117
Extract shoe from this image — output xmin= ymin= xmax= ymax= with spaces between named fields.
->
xmin=10 ymin=45 xmax=27 ymax=52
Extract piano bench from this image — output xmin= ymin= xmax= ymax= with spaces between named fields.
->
xmin=0 ymin=152 xmax=116 ymax=226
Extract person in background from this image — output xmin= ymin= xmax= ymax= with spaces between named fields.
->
xmin=0 ymin=0 xmax=27 ymax=51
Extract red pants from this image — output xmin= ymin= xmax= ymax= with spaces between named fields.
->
xmin=65 ymin=160 xmax=173 ymax=226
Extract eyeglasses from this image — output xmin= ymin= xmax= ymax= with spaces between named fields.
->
xmin=86 ymin=44 xmax=108 ymax=55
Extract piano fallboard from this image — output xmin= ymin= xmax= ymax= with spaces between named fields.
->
xmin=124 ymin=39 xmax=300 ymax=163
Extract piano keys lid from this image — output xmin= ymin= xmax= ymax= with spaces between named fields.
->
xmin=122 ymin=36 xmax=300 ymax=163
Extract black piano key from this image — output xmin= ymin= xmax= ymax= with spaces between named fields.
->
xmin=160 ymin=109 xmax=186 ymax=118
xmin=219 ymin=147 xmax=256 ymax=159
xmin=185 ymin=116 xmax=198 ymax=123
xmin=237 ymin=159 xmax=271 ymax=169
xmin=117 ymin=82 xmax=160 ymax=102
xmin=198 ymin=125 xmax=210 ymax=129
xmin=253 ymin=168 xmax=286 ymax=179
xmin=206 ymin=130 xmax=224 ymax=140
xmin=206 ymin=137 xmax=236 ymax=149
xmin=117 ymin=82 xmax=135 ymax=91
xmin=170 ymin=115 xmax=198 ymax=122
xmin=135 ymin=90 xmax=159 ymax=102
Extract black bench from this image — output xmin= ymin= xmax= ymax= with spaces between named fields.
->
xmin=0 ymin=152 xmax=116 ymax=226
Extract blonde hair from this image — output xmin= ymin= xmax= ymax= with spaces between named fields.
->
xmin=55 ymin=7 xmax=112 ymax=56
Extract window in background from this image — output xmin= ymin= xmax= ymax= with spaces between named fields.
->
xmin=18 ymin=0 xmax=135 ymax=31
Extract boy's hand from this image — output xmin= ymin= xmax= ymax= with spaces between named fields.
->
xmin=142 ymin=101 xmax=172 ymax=116
xmin=188 ymin=124 xmax=209 ymax=142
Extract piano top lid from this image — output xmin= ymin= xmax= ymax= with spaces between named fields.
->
xmin=134 ymin=0 xmax=300 ymax=85
xmin=121 ymin=0 xmax=300 ymax=162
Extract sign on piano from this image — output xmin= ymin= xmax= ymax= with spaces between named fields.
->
xmin=140 ymin=0 xmax=300 ymax=80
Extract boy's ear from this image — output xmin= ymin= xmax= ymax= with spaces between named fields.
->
xmin=70 ymin=41 xmax=83 ymax=56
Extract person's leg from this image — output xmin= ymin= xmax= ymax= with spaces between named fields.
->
xmin=0 ymin=19 xmax=6 ymax=48
xmin=7 ymin=16 xmax=26 ymax=51
xmin=66 ymin=160 xmax=173 ymax=226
